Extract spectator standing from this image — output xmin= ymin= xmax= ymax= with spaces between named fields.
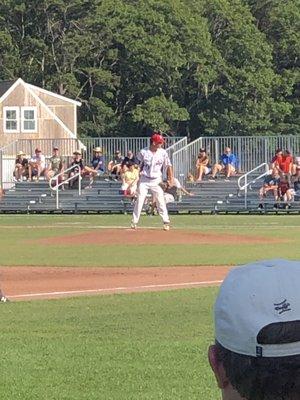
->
xmin=14 ymin=151 xmax=28 ymax=181
xmin=276 ymin=149 xmax=293 ymax=177
xmin=195 ymin=148 xmax=211 ymax=182
xmin=45 ymin=146 xmax=64 ymax=182
xmin=28 ymin=148 xmax=46 ymax=181
xmin=270 ymin=148 xmax=283 ymax=170
xmin=209 ymin=259 xmax=300 ymax=400
xmin=210 ymin=147 xmax=237 ymax=181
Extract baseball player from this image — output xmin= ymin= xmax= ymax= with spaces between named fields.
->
xmin=131 ymin=133 xmax=174 ymax=230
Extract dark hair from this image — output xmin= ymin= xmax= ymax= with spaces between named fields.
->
xmin=216 ymin=321 xmax=300 ymax=400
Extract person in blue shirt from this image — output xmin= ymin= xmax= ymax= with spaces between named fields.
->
xmin=90 ymin=147 xmax=105 ymax=174
xmin=210 ymin=147 xmax=237 ymax=181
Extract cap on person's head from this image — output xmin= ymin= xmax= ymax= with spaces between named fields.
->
xmin=73 ymin=150 xmax=81 ymax=155
xmin=215 ymin=259 xmax=300 ymax=358
xmin=53 ymin=146 xmax=59 ymax=150
xmin=17 ymin=151 xmax=25 ymax=156
xmin=115 ymin=149 xmax=120 ymax=154
xmin=93 ymin=147 xmax=102 ymax=153
xmin=35 ymin=148 xmax=42 ymax=153
xmin=151 ymin=132 xmax=164 ymax=144
xmin=199 ymin=148 xmax=206 ymax=153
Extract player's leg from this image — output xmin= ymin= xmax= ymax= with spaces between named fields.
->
xmin=150 ymin=184 xmax=170 ymax=229
xmin=132 ymin=180 xmax=149 ymax=226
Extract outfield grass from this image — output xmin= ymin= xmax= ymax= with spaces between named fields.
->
xmin=0 ymin=214 xmax=299 ymax=266
xmin=1 ymin=287 xmax=219 ymax=400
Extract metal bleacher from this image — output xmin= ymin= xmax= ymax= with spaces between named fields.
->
xmin=1 ymin=173 xmax=300 ymax=215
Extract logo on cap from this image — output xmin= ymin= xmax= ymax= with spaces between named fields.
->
xmin=274 ymin=299 xmax=291 ymax=315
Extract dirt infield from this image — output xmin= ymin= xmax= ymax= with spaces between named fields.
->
xmin=0 ymin=265 xmax=233 ymax=301
xmin=34 ymin=228 xmax=284 ymax=246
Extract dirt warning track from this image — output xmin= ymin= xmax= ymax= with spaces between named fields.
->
xmin=0 ymin=265 xmax=232 ymax=301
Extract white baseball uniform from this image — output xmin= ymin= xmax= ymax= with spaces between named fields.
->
xmin=132 ymin=147 xmax=171 ymax=225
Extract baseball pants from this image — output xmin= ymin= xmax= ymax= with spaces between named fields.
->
xmin=132 ymin=177 xmax=170 ymax=224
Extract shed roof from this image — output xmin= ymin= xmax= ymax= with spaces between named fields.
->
xmin=0 ymin=80 xmax=16 ymax=98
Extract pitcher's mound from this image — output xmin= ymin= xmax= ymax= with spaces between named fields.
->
xmin=35 ymin=229 xmax=283 ymax=246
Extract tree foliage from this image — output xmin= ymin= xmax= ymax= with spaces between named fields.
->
xmin=0 ymin=0 xmax=298 ymax=138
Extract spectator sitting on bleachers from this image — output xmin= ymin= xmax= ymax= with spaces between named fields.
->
xmin=90 ymin=147 xmax=105 ymax=175
xmin=195 ymin=148 xmax=211 ymax=182
xmin=45 ymin=146 xmax=65 ymax=183
xmin=108 ymin=150 xmax=124 ymax=178
xmin=148 ymin=178 xmax=194 ymax=215
xmin=14 ymin=151 xmax=28 ymax=181
xmin=291 ymin=166 xmax=300 ymax=200
xmin=28 ymin=148 xmax=46 ymax=181
xmin=68 ymin=150 xmax=96 ymax=188
xmin=120 ymin=161 xmax=139 ymax=197
xmin=210 ymin=147 xmax=237 ymax=181
xmin=277 ymin=174 xmax=293 ymax=208
xmin=292 ymin=155 xmax=300 ymax=175
xmin=121 ymin=150 xmax=139 ymax=167
xmin=258 ymin=168 xmax=280 ymax=209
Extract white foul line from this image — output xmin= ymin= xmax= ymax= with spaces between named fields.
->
xmin=8 ymin=280 xmax=223 ymax=299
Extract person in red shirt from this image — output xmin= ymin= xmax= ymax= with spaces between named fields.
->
xmin=270 ymin=148 xmax=283 ymax=169
xmin=276 ymin=150 xmax=293 ymax=175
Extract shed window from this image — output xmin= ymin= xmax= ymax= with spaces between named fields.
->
xmin=21 ymin=107 xmax=37 ymax=132
xmin=3 ymin=107 xmax=19 ymax=133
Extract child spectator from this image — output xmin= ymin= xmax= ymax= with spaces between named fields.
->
xmin=195 ymin=148 xmax=211 ymax=182
xmin=108 ymin=150 xmax=124 ymax=177
xmin=69 ymin=150 xmax=99 ymax=188
xmin=120 ymin=161 xmax=139 ymax=197
xmin=28 ymin=148 xmax=46 ymax=181
xmin=14 ymin=151 xmax=28 ymax=181
xmin=278 ymin=174 xmax=293 ymax=208
xmin=45 ymin=146 xmax=64 ymax=182
xmin=210 ymin=147 xmax=237 ymax=181
xmin=258 ymin=169 xmax=280 ymax=209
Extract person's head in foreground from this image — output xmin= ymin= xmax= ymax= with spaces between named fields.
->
xmin=209 ymin=259 xmax=300 ymax=400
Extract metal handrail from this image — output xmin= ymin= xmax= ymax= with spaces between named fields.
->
xmin=49 ymin=164 xmax=82 ymax=209
xmin=238 ymin=163 xmax=269 ymax=209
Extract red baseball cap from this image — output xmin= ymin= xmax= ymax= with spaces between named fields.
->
xmin=151 ymin=133 xmax=164 ymax=144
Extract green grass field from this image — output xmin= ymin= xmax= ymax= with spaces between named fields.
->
xmin=1 ymin=214 xmax=300 ymax=399
xmin=1 ymin=214 xmax=300 ymax=267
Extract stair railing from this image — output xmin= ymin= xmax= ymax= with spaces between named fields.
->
xmin=238 ymin=163 xmax=269 ymax=209
xmin=49 ymin=165 xmax=82 ymax=209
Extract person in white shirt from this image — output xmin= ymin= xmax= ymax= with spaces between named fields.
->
xmin=131 ymin=133 xmax=174 ymax=230
xmin=28 ymin=148 xmax=46 ymax=181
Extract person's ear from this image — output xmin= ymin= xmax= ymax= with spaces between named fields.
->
xmin=208 ymin=345 xmax=230 ymax=389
